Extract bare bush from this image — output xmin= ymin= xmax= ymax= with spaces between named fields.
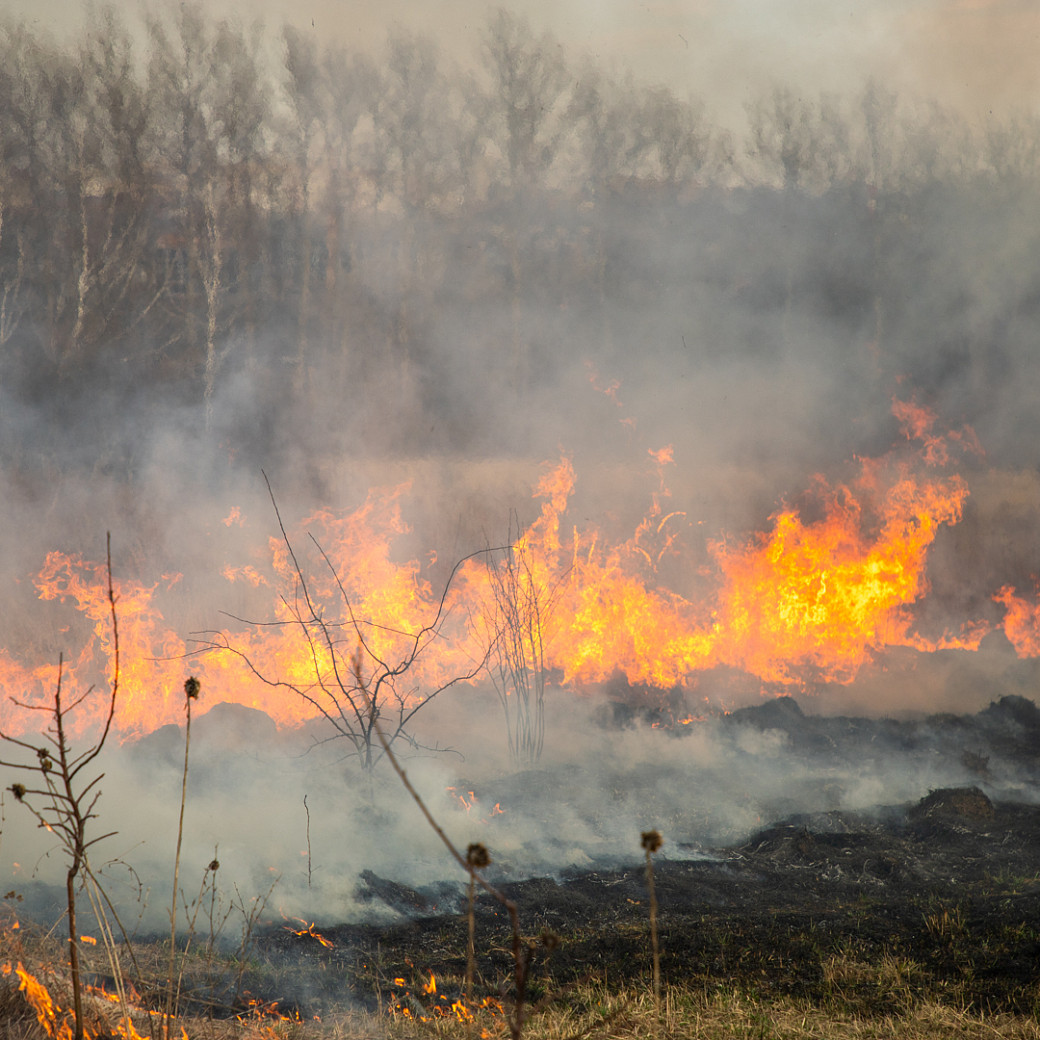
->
xmin=205 ymin=478 xmax=490 ymax=770
xmin=483 ymin=517 xmax=559 ymax=765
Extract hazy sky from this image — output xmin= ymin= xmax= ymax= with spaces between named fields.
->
xmin=6 ymin=0 xmax=1039 ymax=131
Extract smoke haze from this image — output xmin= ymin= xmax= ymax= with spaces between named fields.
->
xmin=3 ymin=0 xmax=1040 ymax=927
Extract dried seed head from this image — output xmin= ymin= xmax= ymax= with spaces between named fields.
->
xmin=184 ymin=677 xmax=201 ymax=700
xmin=208 ymin=859 xmax=220 ymax=872
xmin=466 ymin=843 xmax=491 ymax=869
xmin=539 ymin=928 xmax=560 ymax=952
xmin=10 ymin=784 xmax=26 ymax=802
xmin=641 ymin=830 xmax=663 ymax=853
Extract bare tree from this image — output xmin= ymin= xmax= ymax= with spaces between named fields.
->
xmin=365 ymin=30 xmax=457 ymax=364
xmin=479 ymin=8 xmax=570 ymax=190
xmin=0 ymin=174 xmax=28 ymax=348
xmin=144 ymin=2 xmax=219 ymax=361
xmin=631 ymin=83 xmax=715 ymax=188
xmin=145 ymin=4 xmax=266 ymax=397
xmin=982 ymin=111 xmax=1040 ymax=187
xmin=315 ymin=41 xmax=370 ymax=359
xmin=205 ymin=482 xmax=491 ymax=770
xmin=0 ymin=22 xmax=89 ymax=360
xmin=65 ymin=13 xmax=154 ymax=357
xmin=280 ymin=24 xmax=326 ymax=384
xmin=210 ymin=16 xmax=268 ymax=360
xmin=859 ymin=78 xmax=901 ymax=194
xmin=568 ymin=62 xmax=646 ymax=196
xmin=745 ymin=86 xmax=856 ymax=193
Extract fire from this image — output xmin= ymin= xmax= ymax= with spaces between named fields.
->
xmin=26 ymin=552 xmax=187 ymax=731
xmin=446 ymin=788 xmax=506 ymax=824
xmin=6 ymin=959 xmax=302 ymax=1037
xmin=238 ymin=997 xmax=308 ymax=1023
xmin=459 ymin=402 xmax=982 ymax=691
xmin=387 ymin=970 xmax=504 ymax=1024
xmin=993 ymin=586 xmax=1040 ymax=657
xmin=708 ymin=459 xmax=979 ymax=684
xmin=8 ymin=961 xmax=149 ymax=1040
xmin=448 ymin=787 xmax=479 ymax=813
xmin=0 ymin=399 xmax=1027 ymax=739
xmin=284 ymin=918 xmax=335 ymax=949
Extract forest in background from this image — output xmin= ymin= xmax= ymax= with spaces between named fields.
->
xmin=3 ymin=2 xmax=1040 ymax=485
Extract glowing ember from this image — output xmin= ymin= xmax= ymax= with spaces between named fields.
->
xmin=285 ymin=918 xmax=335 ymax=949
xmin=386 ymin=971 xmax=504 ymax=1024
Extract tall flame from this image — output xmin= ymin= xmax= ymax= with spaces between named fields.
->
xmin=708 ymin=460 xmax=978 ymax=684
xmin=8 ymin=961 xmax=149 ymax=1040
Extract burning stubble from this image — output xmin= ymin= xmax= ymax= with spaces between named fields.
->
xmin=3 ymin=1 xmax=1040 ymax=944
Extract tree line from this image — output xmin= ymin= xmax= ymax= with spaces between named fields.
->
xmin=1 ymin=4 xmax=1037 ymax=440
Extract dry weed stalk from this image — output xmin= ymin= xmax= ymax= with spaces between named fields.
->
xmin=465 ymin=841 xmax=491 ymax=1008
xmin=483 ymin=517 xmax=560 ymax=766
xmin=164 ymin=675 xmax=200 ymax=1038
xmin=0 ymin=535 xmax=122 ymax=1040
xmin=641 ymin=830 xmax=663 ymax=1023
xmin=346 ymin=645 xmax=551 ymax=1040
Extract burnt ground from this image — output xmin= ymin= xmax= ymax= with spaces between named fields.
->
xmin=248 ymin=696 xmax=1040 ymax=1021
xmin=12 ymin=693 xmax=1040 ymax=1024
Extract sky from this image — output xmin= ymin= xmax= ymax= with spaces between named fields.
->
xmin=5 ymin=0 xmax=1039 ymax=132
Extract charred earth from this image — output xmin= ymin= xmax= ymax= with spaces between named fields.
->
xmin=249 ymin=694 xmax=1040 ymax=1021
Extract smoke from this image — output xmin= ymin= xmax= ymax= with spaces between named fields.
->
xmin=9 ymin=689 xmax=1040 ymax=933
xmin=4 ymin=0 xmax=1040 ymax=931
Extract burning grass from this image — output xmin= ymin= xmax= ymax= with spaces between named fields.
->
xmin=5 ymin=938 xmax=1040 ymax=1040
xmin=4 ymin=413 xmax=1040 ymax=1039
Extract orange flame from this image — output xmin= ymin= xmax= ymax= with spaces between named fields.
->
xmin=993 ymin=585 xmax=1040 ymax=657
xmin=387 ymin=970 xmax=503 ymax=1023
xmin=285 ymin=919 xmax=335 ymax=949
xmin=9 ymin=961 xmax=148 ymax=1040
xmin=0 ymin=399 xmax=1016 ymax=738
xmin=708 ymin=460 xmax=978 ymax=684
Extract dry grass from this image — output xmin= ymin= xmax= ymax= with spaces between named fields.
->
xmin=378 ymin=985 xmax=1040 ymax=1040
xmin=5 ymin=865 xmax=1040 ymax=1040
xmin=4 ymin=951 xmax=1040 ymax=1040
xmin=7 ymin=911 xmax=1034 ymax=1040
